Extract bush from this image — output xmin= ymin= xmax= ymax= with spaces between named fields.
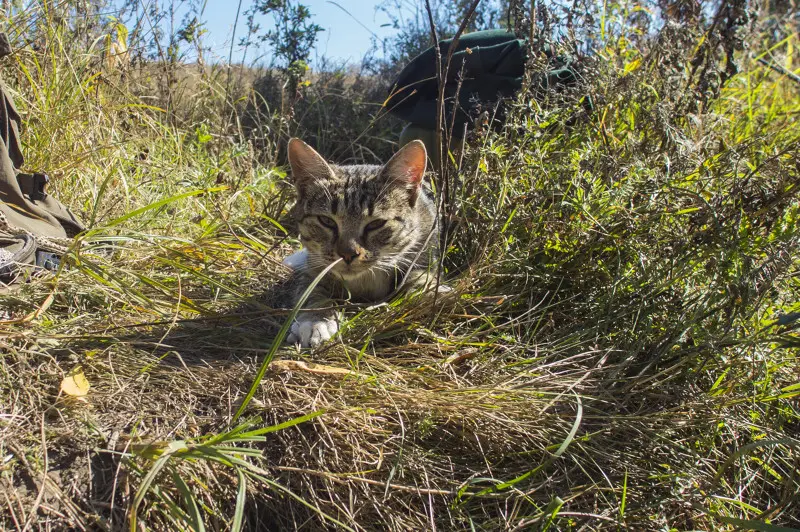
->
xmin=245 ymin=64 xmax=404 ymax=165
xmin=0 ymin=1 xmax=797 ymax=530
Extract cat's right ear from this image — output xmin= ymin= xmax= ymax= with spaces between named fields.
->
xmin=287 ymin=138 xmax=334 ymax=196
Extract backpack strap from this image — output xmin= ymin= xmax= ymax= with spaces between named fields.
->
xmin=16 ymin=172 xmax=48 ymax=201
xmin=0 ymin=233 xmax=35 ymax=284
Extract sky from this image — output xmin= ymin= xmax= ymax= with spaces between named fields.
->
xmin=198 ymin=0 xmax=407 ymax=66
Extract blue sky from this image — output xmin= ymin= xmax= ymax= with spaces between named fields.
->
xmin=199 ymin=0 xmax=405 ymax=66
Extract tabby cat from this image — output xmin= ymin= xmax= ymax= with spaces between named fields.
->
xmin=284 ymin=138 xmax=439 ymax=347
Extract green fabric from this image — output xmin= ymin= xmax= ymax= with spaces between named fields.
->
xmin=399 ymin=124 xmax=443 ymax=167
xmin=386 ymin=29 xmax=582 ymax=131
xmin=399 ymin=123 xmax=468 ymax=168
xmin=0 ymin=33 xmax=85 ymax=284
xmin=0 ymin=79 xmax=84 ymax=240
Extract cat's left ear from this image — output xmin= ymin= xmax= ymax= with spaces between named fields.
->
xmin=381 ymin=140 xmax=427 ymax=206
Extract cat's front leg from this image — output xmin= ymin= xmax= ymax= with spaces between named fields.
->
xmin=287 ymin=311 xmax=339 ymax=348
xmin=286 ymin=281 xmax=339 ymax=348
xmin=282 ymin=256 xmax=340 ymax=348
xmin=404 ymin=268 xmax=452 ymax=296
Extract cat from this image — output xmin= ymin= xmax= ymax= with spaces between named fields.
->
xmin=283 ymin=138 xmax=439 ymax=347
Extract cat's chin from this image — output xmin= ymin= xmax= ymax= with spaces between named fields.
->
xmin=332 ymin=263 xmax=370 ymax=279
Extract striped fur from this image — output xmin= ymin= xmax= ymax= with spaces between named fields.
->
xmin=285 ymin=139 xmax=438 ymax=346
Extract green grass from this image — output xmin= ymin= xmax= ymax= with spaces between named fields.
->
xmin=1 ymin=4 xmax=798 ymax=531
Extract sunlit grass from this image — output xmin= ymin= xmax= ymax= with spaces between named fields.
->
xmin=0 ymin=4 xmax=798 ymax=531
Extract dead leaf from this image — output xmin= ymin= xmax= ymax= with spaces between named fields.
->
xmin=443 ymin=350 xmax=477 ymax=365
xmin=272 ymin=360 xmax=359 ymax=378
xmin=60 ymin=367 xmax=90 ymax=397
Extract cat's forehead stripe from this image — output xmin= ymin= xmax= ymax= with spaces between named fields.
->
xmin=303 ymin=164 xmax=413 ymax=218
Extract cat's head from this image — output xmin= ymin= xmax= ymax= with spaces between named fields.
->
xmin=288 ymin=138 xmax=431 ymax=279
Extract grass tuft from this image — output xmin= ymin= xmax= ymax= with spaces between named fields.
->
xmin=1 ymin=2 xmax=798 ymax=531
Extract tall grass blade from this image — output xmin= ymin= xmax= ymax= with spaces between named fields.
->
xmin=172 ymin=470 xmax=206 ymax=532
xmin=232 ymin=470 xmax=247 ymax=532
xmin=719 ymin=517 xmax=800 ymax=532
xmin=130 ymin=444 xmax=183 ymax=532
xmin=714 ymin=439 xmax=799 ymax=483
xmin=98 ymin=186 xmax=227 ymax=230
xmin=232 ymin=258 xmax=342 ymax=422
xmin=233 ymin=409 xmax=325 ymax=439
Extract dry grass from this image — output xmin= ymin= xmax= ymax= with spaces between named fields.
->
xmin=1 ymin=2 xmax=799 ymax=531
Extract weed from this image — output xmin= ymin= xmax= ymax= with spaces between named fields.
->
xmin=0 ymin=1 xmax=798 ymax=530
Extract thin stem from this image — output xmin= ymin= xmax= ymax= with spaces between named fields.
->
xmin=422 ymin=0 xmax=482 ymax=322
xmin=226 ymin=0 xmax=245 ymax=101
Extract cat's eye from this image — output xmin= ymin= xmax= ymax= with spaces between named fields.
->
xmin=364 ymin=219 xmax=387 ymax=232
xmin=317 ymin=215 xmax=337 ymax=229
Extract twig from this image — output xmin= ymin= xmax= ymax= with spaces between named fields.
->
xmin=422 ymin=0 xmax=482 ymax=319
xmin=757 ymin=57 xmax=800 ymax=85
xmin=108 ymin=434 xmax=132 ymax=529
xmin=3 ymin=491 xmax=23 ymax=530
xmin=422 ymin=0 xmax=444 ymax=175
xmin=272 ymin=465 xmax=455 ymax=496
xmin=226 ymin=0 xmax=245 ymax=102
xmin=21 ymin=415 xmax=49 ymax=532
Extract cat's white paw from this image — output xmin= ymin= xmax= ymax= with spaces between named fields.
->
xmin=287 ymin=315 xmax=338 ymax=348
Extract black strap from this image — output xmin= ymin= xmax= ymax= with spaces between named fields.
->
xmin=0 ymin=235 xmax=62 ymax=284
xmin=0 ymin=233 xmax=35 ymax=282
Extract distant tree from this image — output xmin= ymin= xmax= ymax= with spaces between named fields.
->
xmin=240 ymin=0 xmax=323 ymax=71
xmin=116 ymin=0 xmax=207 ymax=65
xmin=375 ymin=0 xmax=511 ymax=73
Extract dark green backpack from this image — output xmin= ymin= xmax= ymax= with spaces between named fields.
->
xmin=0 ymin=33 xmax=85 ymax=287
xmin=386 ymin=29 xmax=583 ymax=132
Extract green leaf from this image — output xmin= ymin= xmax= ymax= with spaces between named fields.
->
xmin=719 ymin=516 xmax=800 ymax=532
xmin=172 ymin=470 xmax=205 ymax=532
xmin=232 ymin=469 xmax=247 ymax=532
xmin=541 ymin=496 xmax=565 ymax=532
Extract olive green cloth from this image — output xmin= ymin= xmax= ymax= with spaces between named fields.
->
xmin=398 ymin=123 xmax=457 ymax=168
xmin=0 ymin=87 xmax=84 ymax=240
xmin=0 ymin=33 xmax=85 ymax=285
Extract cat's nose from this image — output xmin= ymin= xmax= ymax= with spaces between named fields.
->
xmin=339 ymin=250 xmax=360 ymax=264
